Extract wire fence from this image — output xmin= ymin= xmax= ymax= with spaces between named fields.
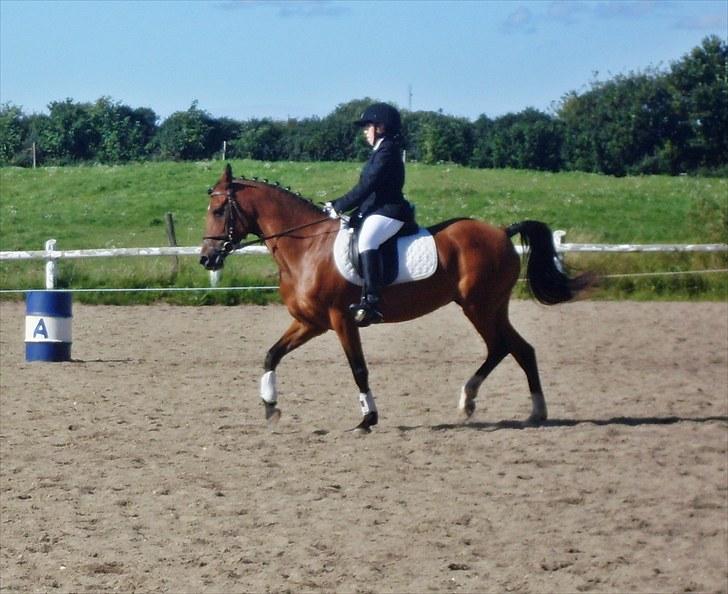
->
xmin=0 ymin=235 xmax=726 ymax=294
xmin=1 ymin=270 xmax=726 ymax=295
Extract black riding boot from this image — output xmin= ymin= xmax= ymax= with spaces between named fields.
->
xmin=350 ymin=249 xmax=384 ymax=327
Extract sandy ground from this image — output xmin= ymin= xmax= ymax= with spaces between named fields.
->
xmin=0 ymin=300 xmax=726 ymax=593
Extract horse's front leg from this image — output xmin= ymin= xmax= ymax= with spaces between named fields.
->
xmin=330 ymin=310 xmax=378 ymax=433
xmin=261 ymin=319 xmax=323 ymax=424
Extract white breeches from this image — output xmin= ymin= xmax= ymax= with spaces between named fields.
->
xmin=358 ymin=214 xmax=404 ymax=252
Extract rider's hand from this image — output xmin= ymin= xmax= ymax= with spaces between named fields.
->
xmin=323 ymin=202 xmax=339 ymax=219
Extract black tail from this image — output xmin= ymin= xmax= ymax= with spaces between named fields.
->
xmin=507 ymin=220 xmax=592 ymax=305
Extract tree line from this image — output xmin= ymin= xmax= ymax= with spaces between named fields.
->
xmin=1 ymin=36 xmax=725 ymax=176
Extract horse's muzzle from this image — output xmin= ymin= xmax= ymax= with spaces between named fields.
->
xmin=199 ymin=249 xmax=227 ymax=270
xmin=200 ymin=238 xmax=237 ymax=270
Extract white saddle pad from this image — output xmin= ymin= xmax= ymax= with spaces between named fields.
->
xmin=333 ymin=222 xmax=438 ymax=286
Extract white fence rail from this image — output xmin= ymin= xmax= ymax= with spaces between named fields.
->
xmin=0 ymin=235 xmax=726 ymax=290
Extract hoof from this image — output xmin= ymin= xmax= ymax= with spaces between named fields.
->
xmin=461 ymin=398 xmax=476 ymax=419
xmin=458 ymin=386 xmax=477 ymax=419
xmin=263 ymin=401 xmax=281 ymax=426
xmin=350 ymin=411 xmax=378 ymax=434
xmin=525 ymin=413 xmax=547 ymax=427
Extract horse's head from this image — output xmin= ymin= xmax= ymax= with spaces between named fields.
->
xmin=199 ymin=164 xmax=256 ymax=270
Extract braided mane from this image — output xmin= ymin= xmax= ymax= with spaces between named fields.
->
xmin=234 ymin=176 xmax=323 ymax=215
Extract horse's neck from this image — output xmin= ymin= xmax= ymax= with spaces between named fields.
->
xmin=253 ymin=191 xmax=321 ymax=238
xmin=252 ymin=192 xmax=329 ymax=284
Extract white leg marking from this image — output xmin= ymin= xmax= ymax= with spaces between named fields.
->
xmin=260 ymin=370 xmax=278 ymax=404
xmin=458 ymin=386 xmax=470 ymax=412
xmin=359 ymin=391 xmax=377 ymax=416
xmin=459 ymin=375 xmax=483 ymax=413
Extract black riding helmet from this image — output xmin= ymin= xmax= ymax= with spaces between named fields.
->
xmin=354 ymin=102 xmax=402 ymax=135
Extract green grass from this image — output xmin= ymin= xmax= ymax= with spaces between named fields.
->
xmin=1 ymin=160 xmax=726 ymax=303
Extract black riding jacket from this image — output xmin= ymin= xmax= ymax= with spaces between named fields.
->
xmin=332 ymin=137 xmax=414 ymax=222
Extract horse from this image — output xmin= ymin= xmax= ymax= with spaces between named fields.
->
xmin=200 ymin=164 xmax=591 ymax=433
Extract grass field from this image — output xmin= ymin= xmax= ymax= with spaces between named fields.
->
xmin=1 ymin=160 xmax=726 ymax=303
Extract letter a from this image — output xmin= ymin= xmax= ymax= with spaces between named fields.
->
xmin=33 ymin=318 xmax=49 ymax=339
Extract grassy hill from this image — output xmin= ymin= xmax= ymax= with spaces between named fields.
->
xmin=1 ymin=160 xmax=726 ymax=303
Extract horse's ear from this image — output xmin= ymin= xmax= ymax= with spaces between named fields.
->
xmin=222 ymin=163 xmax=233 ymax=184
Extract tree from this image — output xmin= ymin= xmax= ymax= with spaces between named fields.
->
xmin=209 ymin=116 xmax=243 ymax=159
xmin=231 ymin=119 xmax=284 ymax=161
xmin=152 ymin=101 xmax=216 ymax=160
xmin=558 ymin=90 xmax=599 ymax=172
xmin=668 ymin=35 xmax=728 ymax=171
xmin=90 ymin=97 xmax=158 ymax=162
xmin=414 ymin=111 xmax=473 ymax=165
xmin=558 ymin=71 xmax=678 ymax=175
xmin=557 ymin=36 xmax=727 ymax=175
xmin=480 ymin=109 xmax=563 ymax=171
xmin=469 ymin=115 xmax=494 ymax=168
xmin=400 ymin=110 xmax=423 ymax=161
xmin=2 ymin=38 xmax=724 ymax=173
xmin=0 ymin=103 xmax=26 ymax=165
xmin=322 ymin=98 xmax=375 ymax=161
xmin=39 ymin=99 xmax=97 ymax=163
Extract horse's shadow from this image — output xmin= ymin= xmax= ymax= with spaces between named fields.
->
xmin=70 ymin=358 xmax=138 ymax=364
xmin=397 ymin=415 xmax=728 ymax=433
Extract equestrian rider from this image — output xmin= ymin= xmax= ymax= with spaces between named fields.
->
xmin=324 ymin=102 xmax=415 ymax=327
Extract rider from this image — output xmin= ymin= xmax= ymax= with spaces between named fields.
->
xmin=324 ymin=102 xmax=415 ymax=327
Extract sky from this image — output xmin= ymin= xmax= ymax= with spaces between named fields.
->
xmin=1 ymin=0 xmax=726 ymax=123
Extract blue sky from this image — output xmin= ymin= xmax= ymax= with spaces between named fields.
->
xmin=1 ymin=0 xmax=725 ymax=122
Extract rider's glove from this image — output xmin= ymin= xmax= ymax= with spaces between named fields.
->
xmin=323 ymin=202 xmax=339 ymax=219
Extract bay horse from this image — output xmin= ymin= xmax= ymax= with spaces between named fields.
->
xmin=200 ymin=164 xmax=590 ymax=433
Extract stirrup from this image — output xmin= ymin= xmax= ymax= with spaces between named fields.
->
xmin=349 ymin=302 xmax=383 ymax=327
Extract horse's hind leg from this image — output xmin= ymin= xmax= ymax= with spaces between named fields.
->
xmin=459 ymin=306 xmax=508 ymax=418
xmin=461 ymin=304 xmax=546 ymax=424
xmin=501 ymin=320 xmax=547 ymax=424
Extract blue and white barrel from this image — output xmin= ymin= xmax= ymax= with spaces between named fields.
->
xmin=25 ymin=291 xmax=73 ymax=362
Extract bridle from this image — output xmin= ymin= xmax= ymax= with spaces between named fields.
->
xmin=204 ymin=185 xmax=254 ymax=253
xmin=203 ymin=182 xmax=332 ymax=254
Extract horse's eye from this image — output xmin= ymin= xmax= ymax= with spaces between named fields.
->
xmin=212 ymin=206 xmax=225 ymax=217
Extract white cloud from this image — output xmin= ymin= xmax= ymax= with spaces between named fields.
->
xmin=673 ymin=12 xmax=728 ymax=31
xmin=501 ymin=6 xmax=536 ymax=34
xmin=593 ymin=1 xmax=663 ymax=20
xmin=219 ymin=0 xmax=348 ymax=18
xmin=546 ymin=1 xmax=590 ymax=25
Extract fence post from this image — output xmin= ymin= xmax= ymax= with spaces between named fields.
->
xmin=552 ymin=230 xmax=567 ymax=272
xmin=45 ymin=239 xmax=58 ymax=289
xmin=164 ymin=212 xmax=179 ymax=278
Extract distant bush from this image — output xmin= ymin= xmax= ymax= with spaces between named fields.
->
xmin=1 ymin=37 xmax=725 ymax=175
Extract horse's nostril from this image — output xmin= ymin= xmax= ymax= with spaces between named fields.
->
xmin=199 ymin=252 xmax=224 ymax=270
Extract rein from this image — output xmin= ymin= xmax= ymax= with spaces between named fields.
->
xmin=204 ymin=186 xmax=331 ymax=253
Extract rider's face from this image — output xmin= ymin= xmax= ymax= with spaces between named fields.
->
xmin=363 ymin=124 xmax=376 ymax=146
xmin=363 ymin=123 xmax=385 ymax=147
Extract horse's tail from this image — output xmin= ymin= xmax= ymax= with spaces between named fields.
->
xmin=506 ymin=220 xmax=593 ymax=305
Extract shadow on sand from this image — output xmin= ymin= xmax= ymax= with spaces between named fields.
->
xmin=397 ymin=415 xmax=728 ymax=433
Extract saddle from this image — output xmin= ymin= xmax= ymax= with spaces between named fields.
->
xmin=333 ymin=219 xmax=438 ymax=287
